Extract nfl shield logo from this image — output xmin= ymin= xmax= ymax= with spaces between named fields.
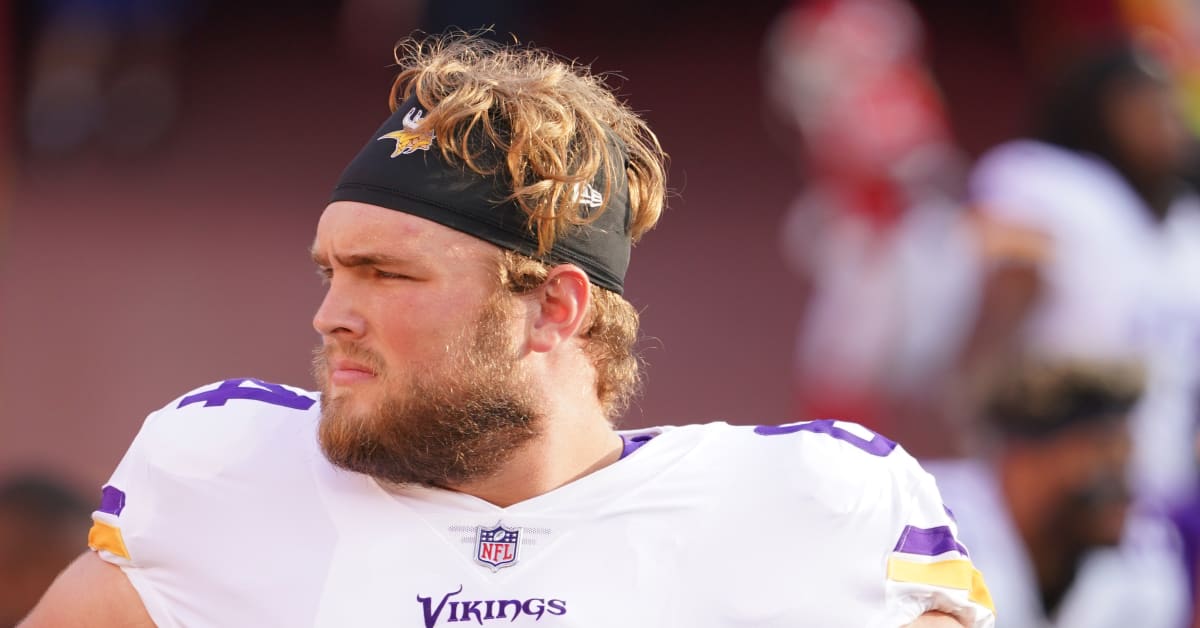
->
xmin=475 ymin=522 xmax=521 ymax=571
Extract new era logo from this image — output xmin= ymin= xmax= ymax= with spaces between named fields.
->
xmin=572 ymin=183 xmax=603 ymax=209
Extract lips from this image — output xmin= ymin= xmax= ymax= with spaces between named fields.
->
xmin=328 ymin=358 xmax=377 ymax=385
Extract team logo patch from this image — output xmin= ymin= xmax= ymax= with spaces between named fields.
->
xmin=475 ymin=522 xmax=520 ymax=571
xmin=377 ymin=107 xmax=434 ymax=157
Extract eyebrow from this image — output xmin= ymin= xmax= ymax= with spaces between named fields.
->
xmin=309 ymin=247 xmax=410 ymax=268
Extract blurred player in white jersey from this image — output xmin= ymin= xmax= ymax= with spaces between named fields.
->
xmin=21 ymin=33 xmax=993 ymax=627
xmin=968 ymin=42 xmax=1200 ymax=511
xmin=925 ymin=360 xmax=1189 ymax=627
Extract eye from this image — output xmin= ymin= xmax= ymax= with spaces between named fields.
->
xmin=375 ymin=269 xmax=411 ymax=280
xmin=315 ymin=266 xmax=333 ymax=283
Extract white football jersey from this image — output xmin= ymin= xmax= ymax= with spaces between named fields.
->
xmin=971 ymin=140 xmax=1200 ymax=504
xmin=89 ymin=378 xmax=995 ymax=627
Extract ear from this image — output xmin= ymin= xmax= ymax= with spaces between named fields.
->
xmin=527 ymin=264 xmax=591 ymax=354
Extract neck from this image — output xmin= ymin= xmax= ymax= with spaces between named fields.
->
xmin=449 ymin=404 xmax=622 ymax=508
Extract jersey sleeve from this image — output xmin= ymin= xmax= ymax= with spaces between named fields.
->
xmin=879 ymin=452 xmax=996 ymax=627
xmin=753 ymin=419 xmax=996 ymax=626
xmin=969 ymin=141 xmax=1058 ymax=229
xmin=968 ymin=139 xmax=1104 ymax=244
xmin=86 ymin=378 xmax=319 ymax=626
xmin=88 ymin=396 xmax=187 ymax=626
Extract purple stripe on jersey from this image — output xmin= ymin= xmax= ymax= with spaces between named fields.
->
xmin=754 ymin=420 xmax=897 ymax=457
xmin=1169 ymin=495 xmax=1200 ymax=610
xmin=893 ymin=525 xmax=968 ymax=557
xmin=178 ymin=378 xmax=316 ymax=410
xmin=98 ymin=485 xmax=126 ymax=517
xmin=620 ymin=433 xmax=657 ymax=459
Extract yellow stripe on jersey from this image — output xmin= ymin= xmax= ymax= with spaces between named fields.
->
xmin=887 ymin=557 xmax=995 ymax=613
xmin=88 ymin=519 xmax=130 ymax=560
xmin=969 ymin=564 xmax=995 ymax=613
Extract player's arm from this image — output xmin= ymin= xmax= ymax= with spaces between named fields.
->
xmin=907 ymin=611 xmax=967 ymax=627
xmin=952 ymin=214 xmax=1047 ymax=383
xmin=18 ymin=551 xmax=155 ymax=627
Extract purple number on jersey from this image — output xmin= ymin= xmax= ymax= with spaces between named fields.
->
xmin=754 ymin=419 xmax=897 ymax=457
xmin=177 ymin=378 xmax=316 ymax=410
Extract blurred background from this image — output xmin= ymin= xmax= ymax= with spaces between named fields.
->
xmin=4 ymin=0 xmax=1200 ymax=625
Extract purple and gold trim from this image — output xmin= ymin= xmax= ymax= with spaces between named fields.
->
xmin=88 ymin=519 xmax=130 ymax=560
xmin=887 ymin=557 xmax=995 ymax=613
xmin=893 ymin=525 xmax=968 ymax=557
xmin=98 ymin=485 xmax=126 ymax=517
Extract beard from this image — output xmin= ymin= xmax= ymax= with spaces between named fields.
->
xmin=313 ymin=294 xmax=543 ymax=488
xmin=1062 ymin=470 xmax=1132 ymax=548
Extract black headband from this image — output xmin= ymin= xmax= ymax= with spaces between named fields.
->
xmin=329 ymin=94 xmax=633 ymax=293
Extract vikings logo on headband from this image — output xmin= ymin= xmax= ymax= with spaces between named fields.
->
xmin=377 ymin=107 xmax=434 ymax=157
xmin=330 ymin=94 xmax=634 ymax=294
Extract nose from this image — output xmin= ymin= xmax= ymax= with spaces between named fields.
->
xmin=313 ymin=279 xmax=366 ymax=339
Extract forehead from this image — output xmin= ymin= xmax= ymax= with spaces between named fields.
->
xmin=314 ymin=201 xmax=500 ymax=262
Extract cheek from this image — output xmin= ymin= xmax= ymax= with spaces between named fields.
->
xmin=370 ymin=300 xmax=463 ymax=369
xmin=373 ymin=316 xmax=431 ymax=369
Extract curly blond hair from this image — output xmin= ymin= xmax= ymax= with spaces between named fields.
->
xmin=382 ymin=32 xmax=666 ymax=420
xmin=388 ymin=32 xmax=668 ymax=255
